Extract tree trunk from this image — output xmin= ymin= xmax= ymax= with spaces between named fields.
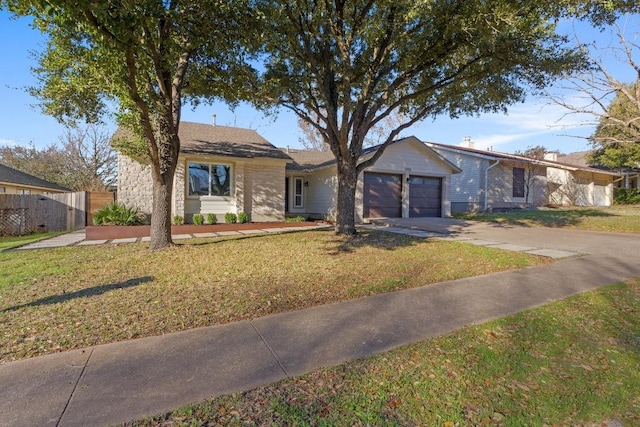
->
xmin=149 ymin=170 xmax=175 ymax=250
xmin=147 ymin=119 xmax=180 ymax=251
xmin=335 ymin=164 xmax=358 ymax=235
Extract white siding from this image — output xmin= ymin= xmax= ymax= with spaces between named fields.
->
xmin=304 ymin=167 xmax=338 ymax=219
xmin=369 ymin=140 xmax=452 ymax=175
xmin=429 ymin=147 xmax=487 ymax=212
xmin=244 ymin=161 xmax=286 ymax=222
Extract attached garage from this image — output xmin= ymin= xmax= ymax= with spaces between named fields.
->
xmin=363 ymin=172 xmax=402 ymax=218
xmin=363 ymin=173 xmax=443 ymax=218
xmin=409 ymin=176 xmax=442 ymax=217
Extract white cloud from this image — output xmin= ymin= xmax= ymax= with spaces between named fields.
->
xmin=471 ymin=131 xmax=545 ymax=151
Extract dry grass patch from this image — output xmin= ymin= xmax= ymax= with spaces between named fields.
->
xmin=0 ymin=229 xmax=549 ymax=362
xmin=456 ymin=205 xmax=640 ymax=233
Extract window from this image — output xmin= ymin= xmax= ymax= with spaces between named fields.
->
xmin=0 ymin=186 xmax=5 ymax=193
xmin=293 ymin=177 xmax=304 ymax=208
xmin=188 ymin=162 xmax=231 ymax=197
xmin=512 ymin=167 xmax=525 ymax=198
xmin=18 ymin=189 xmax=30 ymax=195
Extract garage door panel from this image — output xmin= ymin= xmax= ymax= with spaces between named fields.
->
xmin=364 ymin=173 xmax=402 ymax=218
xmin=409 ymin=176 xmax=441 ymax=217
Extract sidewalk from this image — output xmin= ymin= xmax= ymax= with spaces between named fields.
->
xmin=2 ymin=224 xmax=640 ymax=426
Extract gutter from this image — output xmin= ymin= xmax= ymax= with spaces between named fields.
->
xmin=484 ymin=159 xmax=500 ymax=211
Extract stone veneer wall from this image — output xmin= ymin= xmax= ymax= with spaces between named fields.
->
xmin=173 ymin=160 xmax=185 ymax=217
xmin=117 ymin=155 xmax=153 ymax=215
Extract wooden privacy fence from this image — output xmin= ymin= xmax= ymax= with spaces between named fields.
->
xmin=0 ymin=191 xmax=114 ymax=236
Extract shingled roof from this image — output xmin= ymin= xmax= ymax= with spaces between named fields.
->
xmin=428 ymin=142 xmax=623 ymax=176
xmin=0 ymin=163 xmax=70 ymax=192
xmin=114 ymin=122 xmax=292 ymax=161
xmin=282 ymin=136 xmax=462 ymax=173
xmin=280 ymin=148 xmax=336 ymax=171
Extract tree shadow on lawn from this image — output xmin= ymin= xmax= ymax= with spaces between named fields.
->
xmin=326 ymin=229 xmax=422 ymax=255
xmin=480 ymin=208 xmax=614 ymax=228
xmin=1 ymin=276 xmax=154 ymax=313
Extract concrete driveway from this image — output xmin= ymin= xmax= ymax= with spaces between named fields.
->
xmin=370 ymin=217 xmax=640 ymax=260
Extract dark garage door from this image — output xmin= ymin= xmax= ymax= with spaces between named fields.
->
xmin=363 ymin=172 xmax=402 ymax=218
xmin=409 ymin=176 xmax=442 ymax=217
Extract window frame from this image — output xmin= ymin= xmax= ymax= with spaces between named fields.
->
xmin=512 ymin=167 xmax=525 ymax=198
xmin=187 ymin=162 xmax=233 ymax=198
xmin=293 ymin=176 xmax=304 ymax=208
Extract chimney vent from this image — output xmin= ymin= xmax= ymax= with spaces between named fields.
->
xmin=212 ymin=114 xmax=216 ymax=126
xmin=463 ymin=136 xmax=474 ymax=149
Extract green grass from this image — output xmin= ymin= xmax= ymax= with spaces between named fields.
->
xmin=0 ymin=229 xmax=548 ymax=362
xmin=454 ymin=205 xmax=640 ymax=233
xmin=0 ymin=231 xmax=67 ymax=251
xmin=129 ymin=278 xmax=640 ymax=427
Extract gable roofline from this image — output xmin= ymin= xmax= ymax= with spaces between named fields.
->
xmin=283 ymin=136 xmax=462 ymax=174
xmin=427 ymin=142 xmax=623 ymax=177
xmin=362 ymin=136 xmax=462 ymax=173
xmin=0 ymin=163 xmax=71 ymax=192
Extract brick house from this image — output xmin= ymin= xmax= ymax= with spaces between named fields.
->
xmin=117 ymin=122 xmax=292 ymax=223
xmin=116 ymin=122 xmax=460 ymax=223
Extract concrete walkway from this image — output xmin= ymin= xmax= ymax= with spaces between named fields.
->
xmin=2 ymin=221 xmax=640 ymax=426
xmin=11 ymin=224 xmax=332 ymax=250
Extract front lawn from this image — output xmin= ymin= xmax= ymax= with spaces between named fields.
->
xmin=0 ymin=231 xmax=66 ymax=251
xmin=130 ymin=278 xmax=640 ymax=426
xmin=455 ymin=205 xmax=640 ymax=233
xmin=0 ymin=229 xmax=549 ymax=362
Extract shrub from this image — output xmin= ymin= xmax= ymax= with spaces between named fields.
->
xmin=224 ymin=213 xmax=237 ymax=224
xmin=172 ymin=215 xmax=184 ymax=225
xmin=614 ymin=188 xmax=640 ymax=205
xmin=193 ymin=214 xmax=204 ymax=225
xmin=237 ymin=212 xmax=249 ymax=224
xmin=285 ymin=215 xmax=306 ymax=223
xmin=207 ymin=213 xmax=217 ymax=225
xmin=93 ymin=201 xmax=145 ymax=226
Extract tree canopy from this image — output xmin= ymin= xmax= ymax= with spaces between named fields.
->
xmin=3 ymin=0 xmax=258 ymax=249
xmin=546 ymin=14 xmax=639 ymax=171
xmin=258 ymin=0 xmax=588 ymax=233
xmin=589 ymin=83 xmax=640 ymax=169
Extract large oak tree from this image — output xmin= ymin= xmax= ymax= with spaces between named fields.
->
xmin=258 ymin=0 xmax=592 ymax=235
xmin=4 ymin=0 xmax=257 ymax=249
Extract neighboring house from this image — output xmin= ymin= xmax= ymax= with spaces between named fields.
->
xmin=117 ymin=125 xmax=461 ymax=222
xmin=427 ymin=141 xmax=621 ymax=212
xmin=283 ymin=136 xmax=461 ymax=221
xmin=544 ymin=152 xmax=623 ymax=207
xmin=426 ymin=141 xmax=550 ymax=212
xmin=554 ymin=151 xmax=639 ymax=190
xmin=116 ymin=122 xmax=292 ymax=223
xmin=0 ymin=163 xmax=70 ymax=194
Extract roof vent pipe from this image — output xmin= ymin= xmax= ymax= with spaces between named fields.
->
xmin=212 ymin=114 xmax=216 ymax=126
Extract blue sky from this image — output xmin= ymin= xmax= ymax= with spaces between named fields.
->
xmin=0 ymin=10 xmax=636 ymax=155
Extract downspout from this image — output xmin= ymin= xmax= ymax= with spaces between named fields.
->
xmin=484 ymin=159 xmax=500 ymax=211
